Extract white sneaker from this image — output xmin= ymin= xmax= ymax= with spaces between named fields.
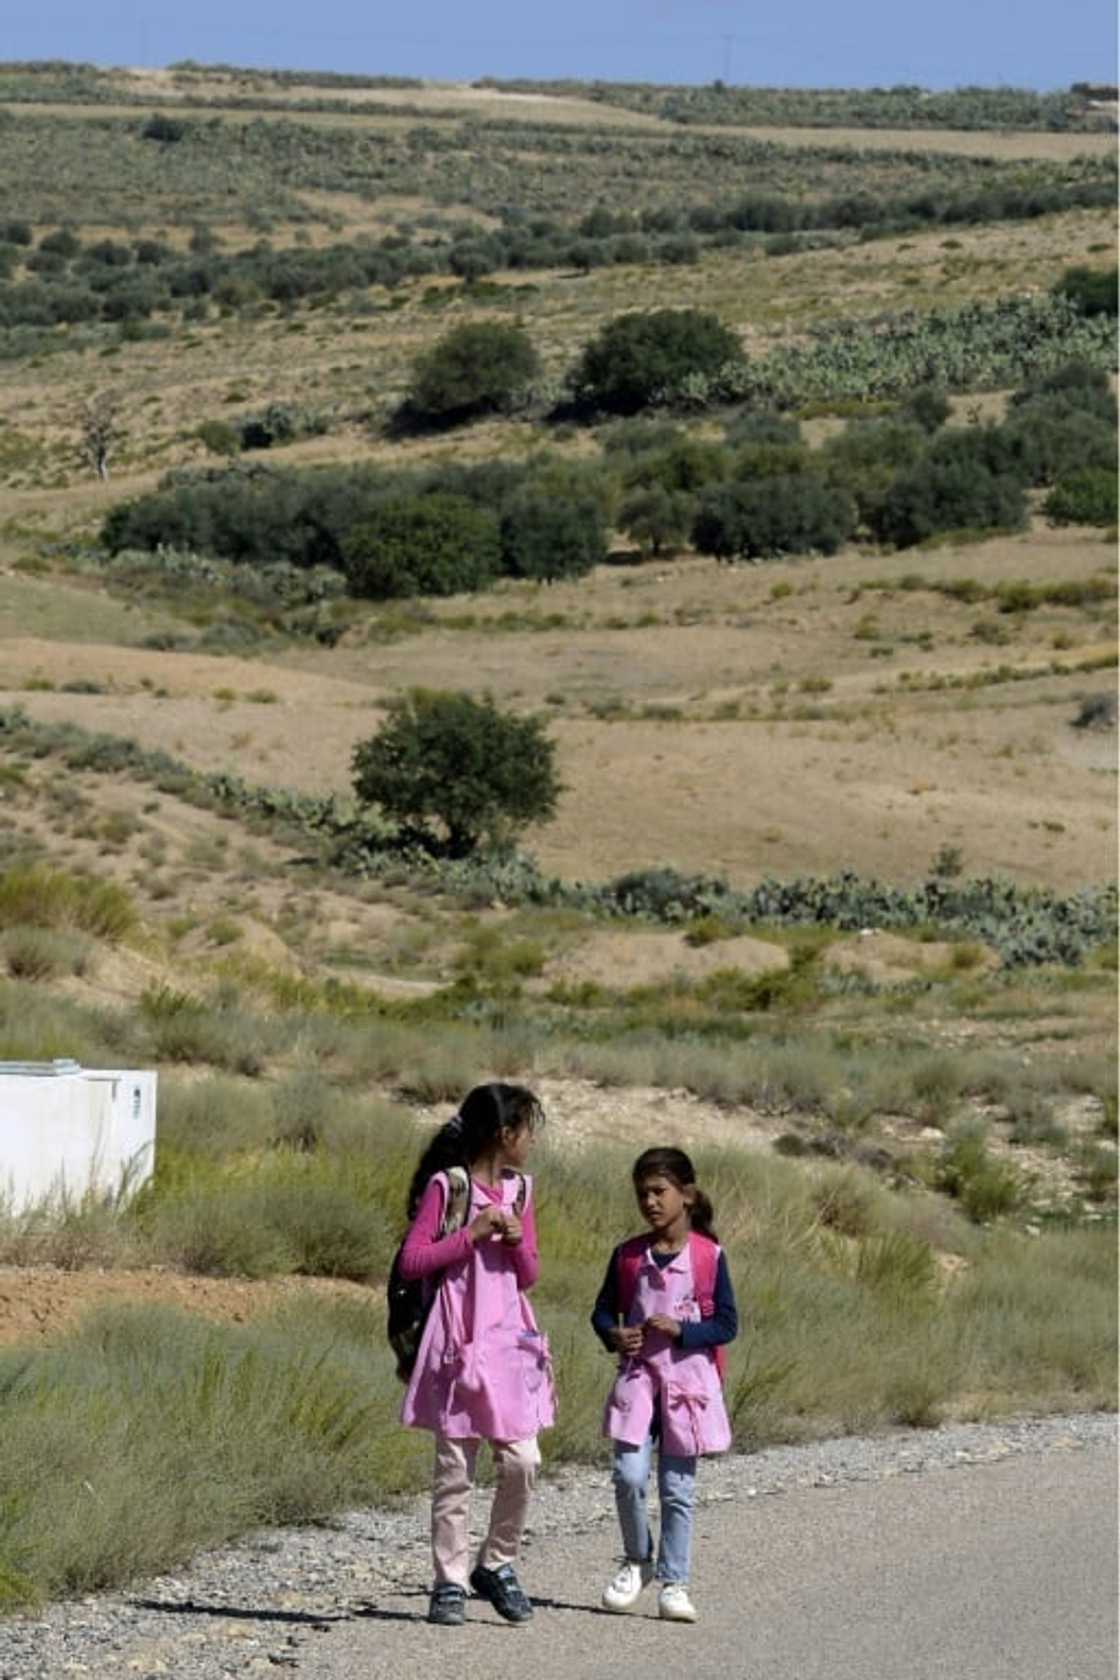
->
xmin=601 ymin=1557 xmax=655 ymax=1612
xmin=658 ymin=1582 xmax=697 ymax=1623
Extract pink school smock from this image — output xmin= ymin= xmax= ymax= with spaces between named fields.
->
xmin=399 ymin=1170 xmax=555 ymax=1442
xmin=603 ymin=1241 xmax=731 ymax=1458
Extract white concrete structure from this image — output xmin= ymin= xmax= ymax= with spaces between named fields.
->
xmin=0 ymin=1061 xmax=157 ymax=1211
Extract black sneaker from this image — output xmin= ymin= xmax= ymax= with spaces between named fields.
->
xmin=428 ymin=1583 xmax=467 ymax=1626
xmin=469 ymin=1562 xmax=533 ymax=1624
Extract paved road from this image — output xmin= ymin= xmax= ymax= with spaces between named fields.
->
xmin=308 ymin=1442 xmax=1117 ymax=1680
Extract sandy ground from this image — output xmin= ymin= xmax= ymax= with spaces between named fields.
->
xmin=4 ymin=520 xmax=1115 ymax=891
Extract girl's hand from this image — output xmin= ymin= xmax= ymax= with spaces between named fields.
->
xmin=644 ymin=1313 xmax=682 ymax=1341
xmin=612 ymin=1325 xmax=645 ymax=1356
xmin=469 ymin=1206 xmax=507 ymax=1242
xmin=499 ymin=1212 xmax=523 ymax=1245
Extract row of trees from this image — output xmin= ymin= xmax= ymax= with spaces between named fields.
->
xmin=1 ymin=159 xmax=1114 ymax=328
xmin=397 ymin=280 xmax=1117 ymax=431
xmin=103 ymin=456 xmax=611 ymax=593
xmin=478 ymin=77 xmax=1116 ymax=133
xmin=102 ymin=359 xmax=1117 ymax=583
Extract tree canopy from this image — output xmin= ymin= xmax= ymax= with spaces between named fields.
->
xmin=351 ymin=691 xmax=561 ymax=856
xmin=569 ymin=308 xmax=745 ymax=415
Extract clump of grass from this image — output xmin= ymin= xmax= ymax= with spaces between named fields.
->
xmin=137 ymin=986 xmax=277 ymax=1077
xmin=682 ymin=914 xmax=739 ymax=947
xmin=0 ymin=1302 xmax=424 ymax=1606
xmin=1073 ymin=1141 xmax=1119 ymax=1201
xmin=143 ymin=1156 xmax=392 ymax=1281
xmin=1005 ymin=1089 xmax=1068 ymax=1149
xmin=936 ymin=1122 xmax=1023 ymax=1222
xmin=453 ymin=924 xmax=546 ymax=984
xmin=0 ymin=867 xmax=136 ymax=941
xmin=0 ymin=926 xmax=93 ymax=982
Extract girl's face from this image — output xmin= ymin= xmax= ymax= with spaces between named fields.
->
xmin=498 ymin=1121 xmax=533 ymax=1172
xmin=635 ymin=1173 xmax=693 ymax=1238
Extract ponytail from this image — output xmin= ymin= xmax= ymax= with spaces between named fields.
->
xmin=631 ymin=1145 xmax=718 ymax=1242
xmin=689 ymin=1188 xmax=716 ymax=1239
xmin=406 ymin=1081 xmax=543 ymax=1219
xmin=406 ymin=1114 xmax=469 ymax=1220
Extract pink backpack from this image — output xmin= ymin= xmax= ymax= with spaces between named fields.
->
xmin=616 ymin=1231 xmax=727 ymax=1381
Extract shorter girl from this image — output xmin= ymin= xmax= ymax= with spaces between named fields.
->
xmin=398 ymin=1082 xmax=553 ymax=1627
xmin=591 ymin=1146 xmax=738 ymax=1624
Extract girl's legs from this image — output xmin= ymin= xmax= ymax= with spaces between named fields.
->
xmin=431 ymin=1433 xmax=479 ymax=1586
xmin=611 ymin=1436 xmax=655 ymax=1564
xmin=477 ymin=1436 xmax=540 ymax=1570
xmin=655 ymin=1451 xmax=697 ymax=1584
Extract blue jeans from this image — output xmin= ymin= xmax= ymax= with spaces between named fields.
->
xmin=612 ymin=1436 xmax=697 ymax=1585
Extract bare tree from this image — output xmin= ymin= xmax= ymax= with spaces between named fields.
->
xmin=78 ymin=392 xmax=122 ymax=482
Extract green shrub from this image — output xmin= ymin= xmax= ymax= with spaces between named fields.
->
xmin=693 ymin=474 xmax=856 ymax=560
xmin=352 ymin=690 xmax=560 ymax=856
xmin=0 ymin=926 xmax=93 ymax=982
xmin=724 ymin=410 xmax=801 ymax=447
xmin=1009 ymin=358 xmax=1116 ymax=420
xmin=342 ymin=494 xmax=501 ymax=599
xmin=872 ymin=457 xmax=1027 ymax=548
xmin=618 ymin=485 xmax=693 ymax=556
xmin=570 ymin=307 xmax=745 ymax=416
xmin=1044 ymin=467 xmax=1119 ymax=527
xmin=0 ymin=867 xmax=136 ymax=941
xmin=1053 ymin=264 xmax=1118 ymax=319
xmin=622 ymin=436 xmax=730 ymax=493
xmin=817 ymin=418 xmax=928 ymax=523
xmin=936 ymin=1123 xmax=1023 ymax=1222
xmin=999 ymin=409 xmax=1117 ymax=487
xmin=401 ymin=321 xmax=541 ymax=429
xmin=141 ymin=114 xmax=187 ymax=143
xmin=39 ymin=228 xmax=81 ymax=259
xmin=195 ymin=419 xmax=241 ymax=458
xmin=499 ymin=491 xmax=607 ymax=582
xmin=900 ymin=385 xmax=952 ymax=433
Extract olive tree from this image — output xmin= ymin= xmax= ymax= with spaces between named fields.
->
xmin=400 ymin=322 xmax=541 ymax=430
xmin=352 ymin=691 xmax=561 ymax=856
xmin=569 ymin=308 xmax=744 ymax=416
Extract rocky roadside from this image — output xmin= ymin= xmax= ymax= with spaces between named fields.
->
xmin=0 ymin=1411 xmax=1115 ymax=1679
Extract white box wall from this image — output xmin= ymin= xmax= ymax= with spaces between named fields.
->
xmin=0 ymin=1066 xmax=157 ymax=1210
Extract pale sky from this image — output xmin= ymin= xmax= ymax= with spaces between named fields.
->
xmin=3 ymin=0 xmax=1116 ymax=90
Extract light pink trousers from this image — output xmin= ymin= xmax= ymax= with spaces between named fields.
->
xmin=431 ymin=1433 xmax=540 ymax=1586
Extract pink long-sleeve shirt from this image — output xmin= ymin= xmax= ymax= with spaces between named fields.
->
xmin=399 ymin=1172 xmax=540 ymax=1292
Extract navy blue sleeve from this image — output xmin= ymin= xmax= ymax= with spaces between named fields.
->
xmin=590 ymin=1248 xmax=621 ymax=1351
xmin=678 ymin=1252 xmax=738 ymax=1351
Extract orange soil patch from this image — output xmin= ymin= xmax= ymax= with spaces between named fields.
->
xmin=0 ymin=1266 xmax=372 ymax=1346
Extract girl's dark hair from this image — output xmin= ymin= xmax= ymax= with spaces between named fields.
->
xmin=631 ymin=1146 xmax=717 ymax=1239
xmin=406 ymin=1082 xmax=543 ymax=1218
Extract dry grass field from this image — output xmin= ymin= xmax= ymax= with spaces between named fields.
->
xmin=2 ymin=522 xmax=1115 ymax=890
xmin=0 ymin=68 xmax=1114 ymax=914
xmin=26 ymin=67 xmax=1119 ymax=154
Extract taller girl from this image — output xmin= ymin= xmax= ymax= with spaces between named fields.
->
xmin=398 ymin=1082 xmax=553 ymax=1627
xmin=591 ymin=1146 xmax=738 ymax=1624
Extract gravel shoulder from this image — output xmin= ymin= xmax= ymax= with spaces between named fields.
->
xmin=2 ymin=1412 xmax=1115 ymax=1679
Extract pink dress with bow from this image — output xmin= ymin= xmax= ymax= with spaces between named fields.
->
xmin=603 ymin=1241 xmax=731 ymax=1458
xmin=399 ymin=1170 xmax=555 ymax=1442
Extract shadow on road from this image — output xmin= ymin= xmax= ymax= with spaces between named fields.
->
xmin=129 ymin=1598 xmax=347 ymax=1627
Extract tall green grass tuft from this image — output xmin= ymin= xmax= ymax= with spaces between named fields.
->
xmin=0 ymin=1302 xmax=423 ymax=1606
xmin=0 ymin=867 xmax=136 ymax=941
